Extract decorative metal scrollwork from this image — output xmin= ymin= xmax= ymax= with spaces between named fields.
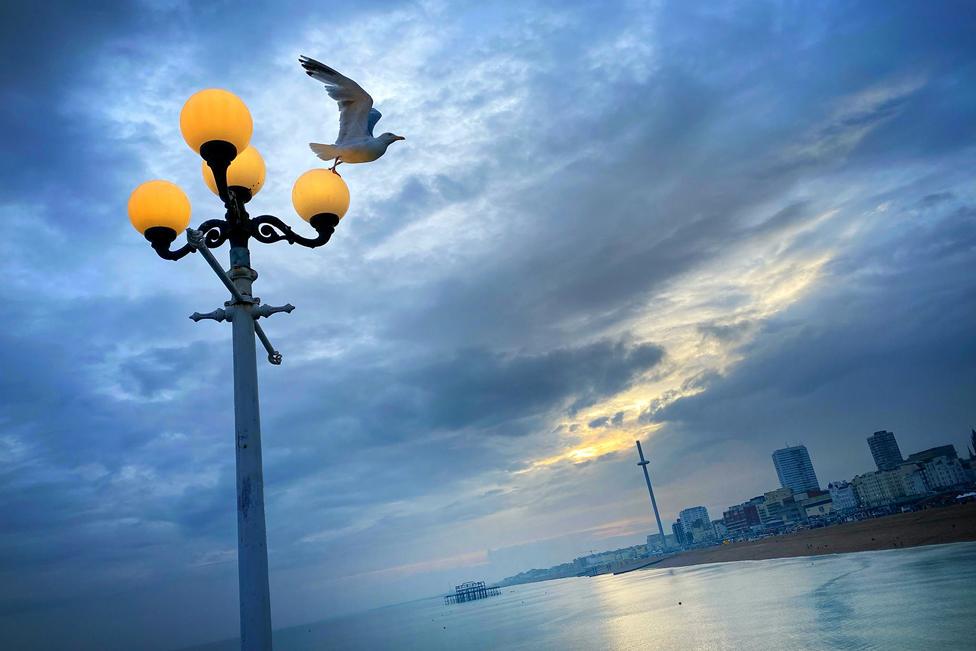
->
xmin=249 ymin=215 xmax=295 ymax=244
xmin=196 ymin=218 xmax=231 ymax=248
xmin=149 ymin=205 xmax=339 ymax=260
xmin=248 ymin=214 xmax=336 ymax=248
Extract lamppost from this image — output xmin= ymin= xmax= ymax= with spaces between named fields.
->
xmin=127 ymin=89 xmax=351 ymax=651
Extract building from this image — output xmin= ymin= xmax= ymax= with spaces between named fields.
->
xmin=963 ymin=431 xmax=976 ymax=481
xmin=906 ymin=445 xmax=958 ymax=465
xmin=772 ymin=445 xmax=820 ymax=493
xmin=645 ymin=533 xmax=676 ymax=553
xmin=828 ymin=481 xmax=859 ymax=512
xmin=800 ymin=492 xmax=833 ymax=519
xmin=722 ymin=500 xmax=762 ymax=536
xmin=573 ymin=546 xmax=643 ymax=569
xmin=712 ymin=519 xmax=729 ymax=540
xmin=867 ymin=430 xmax=903 ymax=471
xmin=678 ymin=506 xmax=714 ymax=543
xmin=757 ymin=487 xmax=804 ymax=529
xmin=852 ymin=465 xmax=927 ymax=508
xmin=679 ymin=505 xmax=711 ymax=526
xmin=672 ymin=519 xmax=685 ymax=546
xmin=916 ymin=455 xmax=969 ymax=491
xmin=896 ymin=445 xmax=968 ymax=492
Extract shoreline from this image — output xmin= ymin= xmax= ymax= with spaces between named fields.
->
xmin=626 ymin=501 xmax=976 ymax=573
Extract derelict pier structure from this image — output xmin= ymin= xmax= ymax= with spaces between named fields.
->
xmin=444 ymin=581 xmax=501 ymax=604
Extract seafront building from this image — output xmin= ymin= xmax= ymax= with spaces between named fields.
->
xmin=757 ymin=487 xmax=803 ymax=529
xmin=645 ymin=533 xmax=677 ymax=552
xmin=722 ymin=499 xmax=763 ymax=536
xmin=711 ymin=519 xmax=729 ymax=539
xmin=828 ymin=481 xmax=859 ymax=511
xmin=772 ymin=445 xmax=820 ymax=493
xmin=672 ymin=520 xmax=684 ymax=545
xmin=573 ymin=546 xmax=642 ymax=570
xmin=915 ymin=455 xmax=969 ymax=490
xmin=677 ymin=506 xmax=715 ymax=543
xmin=679 ymin=506 xmax=711 ymax=528
xmin=867 ymin=430 xmax=903 ymax=471
xmin=906 ymin=445 xmax=958 ymax=465
xmin=852 ymin=465 xmax=927 ymax=508
xmin=899 ymin=445 xmax=968 ymax=491
xmin=801 ymin=492 xmax=833 ymax=519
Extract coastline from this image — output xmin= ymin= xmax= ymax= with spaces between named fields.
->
xmin=638 ymin=501 xmax=976 ymax=572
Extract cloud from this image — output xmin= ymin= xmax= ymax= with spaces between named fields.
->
xmin=1 ymin=1 xmax=975 ymax=649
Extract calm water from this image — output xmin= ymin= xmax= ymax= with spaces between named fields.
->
xmin=192 ymin=542 xmax=976 ymax=650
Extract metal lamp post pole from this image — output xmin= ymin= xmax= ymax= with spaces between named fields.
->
xmin=228 ymin=247 xmax=272 ymax=650
xmin=189 ymin=233 xmax=276 ymax=650
xmin=141 ymin=137 xmax=341 ymax=650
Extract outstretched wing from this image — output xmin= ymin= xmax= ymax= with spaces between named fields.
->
xmin=367 ymin=108 xmax=382 ymax=137
xmin=299 ymin=55 xmax=374 ymax=144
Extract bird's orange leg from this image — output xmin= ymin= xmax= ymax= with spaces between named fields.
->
xmin=330 ymin=158 xmax=343 ymax=175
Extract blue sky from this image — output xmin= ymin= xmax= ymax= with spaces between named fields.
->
xmin=1 ymin=1 xmax=975 ymax=649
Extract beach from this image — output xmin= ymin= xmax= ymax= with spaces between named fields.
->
xmin=644 ymin=501 xmax=976 ymax=571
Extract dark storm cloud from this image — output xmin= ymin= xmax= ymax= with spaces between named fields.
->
xmin=0 ymin=2 xmax=139 ymax=194
xmin=405 ymin=341 xmax=663 ymax=429
xmin=1 ymin=1 xmax=975 ymax=649
xmin=245 ymin=339 xmax=664 ymax=507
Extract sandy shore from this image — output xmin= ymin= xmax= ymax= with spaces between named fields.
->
xmin=638 ymin=501 xmax=976 ymax=571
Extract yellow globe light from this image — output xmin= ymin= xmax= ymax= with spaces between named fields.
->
xmin=292 ymin=169 xmax=350 ymax=222
xmin=127 ymin=180 xmax=192 ymax=235
xmin=202 ymin=146 xmax=266 ymax=197
xmin=179 ymin=89 xmax=253 ymax=156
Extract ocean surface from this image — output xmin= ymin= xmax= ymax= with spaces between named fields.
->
xmin=191 ymin=542 xmax=976 ymax=650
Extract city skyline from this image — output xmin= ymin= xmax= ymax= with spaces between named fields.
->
xmin=2 ymin=2 xmax=975 ymax=649
xmin=642 ymin=426 xmax=973 ymax=544
xmin=502 ymin=426 xmax=974 ymax=587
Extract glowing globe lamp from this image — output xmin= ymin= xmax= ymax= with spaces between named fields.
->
xmin=292 ymin=169 xmax=350 ymax=225
xmin=203 ymin=145 xmax=266 ymax=199
xmin=179 ymin=89 xmax=253 ymax=158
xmin=128 ymin=180 xmax=191 ymax=236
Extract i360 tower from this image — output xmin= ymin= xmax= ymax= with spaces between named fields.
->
xmin=635 ymin=440 xmax=669 ymax=551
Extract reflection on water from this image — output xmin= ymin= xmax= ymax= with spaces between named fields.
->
xmin=191 ymin=542 xmax=976 ymax=651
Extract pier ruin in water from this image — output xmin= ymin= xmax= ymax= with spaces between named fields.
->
xmin=444 ymin=581 xmax=501 ymax=604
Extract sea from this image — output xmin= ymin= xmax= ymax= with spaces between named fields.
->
xmin=191 ymin=541 xmax=976 ymax=650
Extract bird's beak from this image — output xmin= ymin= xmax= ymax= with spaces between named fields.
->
xmin=394 ymin=135 xmax=406 ymax=141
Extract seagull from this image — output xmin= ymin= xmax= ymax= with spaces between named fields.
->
xmin=299 ymin=55 xmax=405 ymax=174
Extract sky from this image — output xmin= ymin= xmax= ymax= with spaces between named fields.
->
xmin=1 ymin=0 xmax=975 ymax=649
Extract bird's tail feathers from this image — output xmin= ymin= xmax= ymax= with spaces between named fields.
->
xmin=309 ymin=143 xmax=340 ymax=161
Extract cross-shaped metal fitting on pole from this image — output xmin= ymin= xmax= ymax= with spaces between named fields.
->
xmin=189 ymin=308 xmax=229 ymax=322
xmin=253 ymin=304 xmax=295 ymax=319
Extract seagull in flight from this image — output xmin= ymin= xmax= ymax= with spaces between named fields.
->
xmin=299 ymin=55 xmax=405 ymax=174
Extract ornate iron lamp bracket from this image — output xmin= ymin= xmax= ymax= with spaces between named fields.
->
xmin=248 ymin=213 xmax=339 ymax=248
